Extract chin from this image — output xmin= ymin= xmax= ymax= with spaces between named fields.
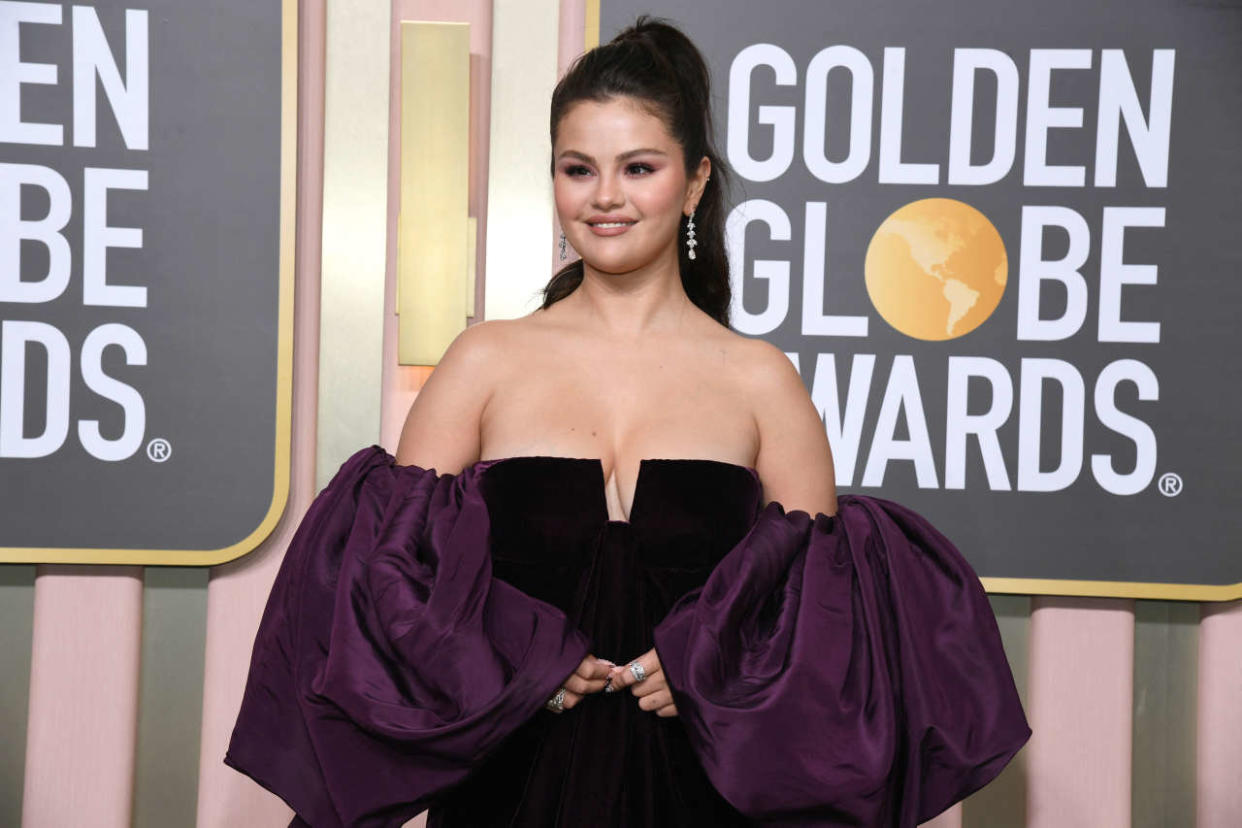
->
xmin=579 ymin=250 xmax=647 ymax=275
xmin=595 ymin=260 xmax=651 ymax=276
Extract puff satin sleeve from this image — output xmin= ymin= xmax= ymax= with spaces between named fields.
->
xmin=652 ymin=494 xmax=1031 ymax=827
xmin=224 ymin=447 xmax=591 ymax=828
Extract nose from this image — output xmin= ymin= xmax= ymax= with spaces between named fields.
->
xmin=592 ymin=170 xmax=624 ymax=211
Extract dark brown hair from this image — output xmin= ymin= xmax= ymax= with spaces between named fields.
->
xmin=542 ymin=16 xmax=733 ymax=327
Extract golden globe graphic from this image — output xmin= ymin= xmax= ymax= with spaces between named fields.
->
xmin=864 ymin=198 xmax=1007 ymax=341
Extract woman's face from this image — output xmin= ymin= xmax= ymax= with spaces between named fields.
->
xmin=553 ymin=96 xmax=707 ymax=275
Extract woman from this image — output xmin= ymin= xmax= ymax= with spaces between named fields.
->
xmin=225 ymin=17 xmax=1029 ymax=828
xmin=401 ymin=17 xmax=835 ymax=727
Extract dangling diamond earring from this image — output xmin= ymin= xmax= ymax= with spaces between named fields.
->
xmin=559 ymin=231 xmax=567 ymax=261
xmin=685 ymin=210 xmax=697 ymax=260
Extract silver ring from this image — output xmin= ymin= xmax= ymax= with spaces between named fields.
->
xmin=628 ymin=661 xmax=646 ymax=682
xmin=545 ymin=687 xmax=566 ymax=713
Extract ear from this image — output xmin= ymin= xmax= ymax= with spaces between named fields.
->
xmin=684 ymin=155 xmax=712 ymax=215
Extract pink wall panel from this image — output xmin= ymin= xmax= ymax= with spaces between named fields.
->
xmin=1027 ymin=598 xmax=1134 ymax=827
xmin=1197 ymin=601 xmax=1242 ymax=827
xmin=22 ymin=568 xmax=142 ymax=827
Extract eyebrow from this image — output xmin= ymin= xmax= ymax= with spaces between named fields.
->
xmin=557 ymin=148 xmax=668 ymax=163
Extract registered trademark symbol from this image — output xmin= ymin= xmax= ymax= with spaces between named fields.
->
xmin=147 ymin=438 xmax=172 ymax=462
xmin=1157 ymin=472 xmax=1182 ymax=496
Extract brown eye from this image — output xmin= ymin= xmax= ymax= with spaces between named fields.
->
xmin=564 ymin=165 xmax=591 ymax=177
xmin=627 ymin=163 xmax=654 ymax=175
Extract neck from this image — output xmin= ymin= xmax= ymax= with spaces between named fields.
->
xmin=572 ymin=245 xmax=693 ymax=337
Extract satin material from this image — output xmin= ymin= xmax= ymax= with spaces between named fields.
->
xmin=653 ymin=497 xmax=1031 ymax=826
xmin=225 ymin=445 xmax=1029 ymax=827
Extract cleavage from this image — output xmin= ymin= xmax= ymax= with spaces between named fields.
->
xmin=600 ymin=460 xmax=642 ymax=523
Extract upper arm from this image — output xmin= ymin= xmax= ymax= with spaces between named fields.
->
xmin=747 ymin=340 xmax=838 ymax=518
xmin=394 ymin=320 xmax=506 ymax=475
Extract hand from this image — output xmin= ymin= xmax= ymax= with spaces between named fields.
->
xmin=605 ymin=647 xmax=679 ymax=718
xmin=548 ymin=654 xmax=615 ymax=713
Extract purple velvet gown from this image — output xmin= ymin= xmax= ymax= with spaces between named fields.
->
xmin=224 ymin=445 xmax=1030 ymax=827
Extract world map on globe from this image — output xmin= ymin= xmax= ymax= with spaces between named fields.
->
xmin=864 ymin=198 xmax=1008 ymax=341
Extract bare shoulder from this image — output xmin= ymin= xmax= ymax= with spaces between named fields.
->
xmin=733 ymin=335 xmax=838 ymax=517
xmin=731 ymin=335 xmax=803 ymax=398
xmin=393 ymin=319 xmax=518 ymax=473
xmin=715 ymin=333 xmax=804 ymax=413
xmin=439 ymin=317 xmax=522 ymax=369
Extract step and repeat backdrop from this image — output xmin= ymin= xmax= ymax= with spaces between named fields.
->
xmin=3 ymin=0 xmax=1237 ymax=597
xmin=600 ymin=0 xmax=1241 ymax=598
xmin=0 ymin=0 xmax=294 ymax=564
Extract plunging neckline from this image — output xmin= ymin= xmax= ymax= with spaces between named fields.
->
xmin=470 ymin=455 xmax=760 ymax=526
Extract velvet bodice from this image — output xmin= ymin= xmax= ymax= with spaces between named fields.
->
xmin=479 ymin=456 xmax=762 ymax=648
xmin=428 ymin=455 xmax=766 ymax=826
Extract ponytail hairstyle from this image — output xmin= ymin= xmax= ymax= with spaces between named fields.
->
xmin=542 ymin=15 xmax=733 ymax=327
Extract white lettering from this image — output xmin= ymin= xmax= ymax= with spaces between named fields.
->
xmin=1016 ymin=205 xmax=1091 ymax=340
xmin=83 ymin=166 xmax=148 ymax=307
xmin=71 ymin=6 xmax=149 ymax=150
xmin=727 ymin=44 xmax=796 ymax=182
xmin=0 ymin=319 xmax=71 ymax=458
xmin=726 ymin=199 xmax=791 ymax=335
xmin=78 ymin=322 xmax=146 ymax=460
xmin=1024 ymin=49 xmax=1092 ymax=187
xmin=948 ymin=48 xmax=1019 ymax=185
xmin=945 ymin=356 xmax=1014 ymax=490
xmin=0 ymin=162 xmax=72 ymax=302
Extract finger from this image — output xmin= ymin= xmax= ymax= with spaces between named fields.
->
xmin=627 ymin=665 xmax=665 ymax=694
xmin=637 ymin=689 xmax=673 ymax=712
xmin=607 ymin=649 xmax=660 ymax=690
xmin=564 ymin=674 xmax=610 ymax=695
xmin=568 ymin=655 xmax=613 ymax=685
xmin=559 ymin=689 xmax=583 ymax=711
xmin=629 ymin=675 xmax=665 ymax=697
xmin=655 ymin=702 xmax=679 ymax=718
xmin=609 ymin=664 xmax=661 ymax=692
xmin=578 ymin=657 xmax=615 ymax=680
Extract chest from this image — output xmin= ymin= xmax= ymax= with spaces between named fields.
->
xmin=479 ymin=356 xmax=755 ymax=460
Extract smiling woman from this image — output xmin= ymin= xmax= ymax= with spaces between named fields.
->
xmin=223 ymin=14 xmax=1029 ymax=828
xmin=553 ymin=103 xmax=707 ymax=275
xmin=542 ymin=20 xmax=731 ymax=320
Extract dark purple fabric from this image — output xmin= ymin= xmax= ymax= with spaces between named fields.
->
xmin=652 ymin=497 xmax=1031 ymax=826
xmin=224 ymin=447 xmax=593 ymax=827
xmin=225 ymin=445 xmax=1029 ymax=827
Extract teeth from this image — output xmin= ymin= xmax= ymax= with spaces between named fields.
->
xmin=592 ymin=221 xmax=633 ymax=228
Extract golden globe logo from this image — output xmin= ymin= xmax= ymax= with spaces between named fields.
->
xmin=724 ymin=45 xmax=1171 ymax=497
xmin=864 ymin=198 xmax=1007 ymax=341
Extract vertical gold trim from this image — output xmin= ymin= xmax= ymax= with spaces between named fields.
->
xmin=268 ymin=0 xmax=296 ymax=553
xmin=397 ymin=22 xmax=470 ymax=364
xmin=585 ymin=0 xmax=600 ymax=49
